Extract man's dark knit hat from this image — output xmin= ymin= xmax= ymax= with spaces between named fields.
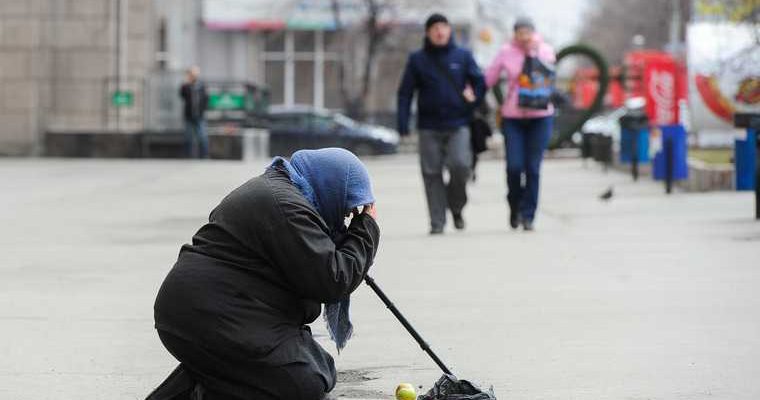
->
xmin=425 ymin=13 xmax=449 ymax=30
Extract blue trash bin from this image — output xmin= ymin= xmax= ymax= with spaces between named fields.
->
xmin=620 ymin=127 xmax=650 ymax=163
xmin=619 ymin=111 xmax=650 ymax=164
xmin=735 ymin=127 xmax=757 ymax=191
xmin=653 ymin=124 xmax=688 ymax=181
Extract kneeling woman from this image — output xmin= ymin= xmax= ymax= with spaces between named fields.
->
xmin=148 ymin=148 xmax=380 ymax=399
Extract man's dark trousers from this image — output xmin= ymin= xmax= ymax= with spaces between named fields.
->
xmin=184 ymin=118 xmax=209 ymax=159
xmin=418 ymin=127 xmax=472 ymax=231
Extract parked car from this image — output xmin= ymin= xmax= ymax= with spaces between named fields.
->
xmin=266 ymin=106 xmax=399 ymax=157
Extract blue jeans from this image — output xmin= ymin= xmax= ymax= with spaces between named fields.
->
xmin=502 ymin=117 xmax=552 ymax=221
xmin=184 ymin=118 xmax=209 ymax=158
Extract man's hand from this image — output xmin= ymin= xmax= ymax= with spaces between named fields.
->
xmin=462 ymin=85 xmax=476 ymax=103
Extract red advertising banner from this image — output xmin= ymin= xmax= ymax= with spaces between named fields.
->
xmin=625 ymin=51 xmax=685 ymax=126
xmin=644 ymin=56 xmax=678 ymax=125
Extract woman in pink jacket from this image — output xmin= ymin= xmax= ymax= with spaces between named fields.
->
xmin=485 ymin=17 xmax=556 ymax=231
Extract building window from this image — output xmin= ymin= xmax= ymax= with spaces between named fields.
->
xmin=324 ymin=60 xmax=342 ymax=109
xmin=265 ymin=60 xmax=286 ymax=105
xmin=156 ymin=17 xmax=168 ymax=70
xmin=324 ymin=31 xmax=342 ymax=52
xmin=265 ymin=31 xmax=286 ymax=52
xmin=261 ymin=30 xmax=341 ymax=109
xmin=293 ymin=31 xmax=315 ymax=52
xmin=295 ymin=60 xmax=315 ymax=105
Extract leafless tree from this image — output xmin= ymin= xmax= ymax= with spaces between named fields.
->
xmin=330 ymin=0 xmax=444 ymax=119
xmin=578 ymin=0 xmax=692 ymax=64
xmin=330 ymin=0 xmax=394 ymax=118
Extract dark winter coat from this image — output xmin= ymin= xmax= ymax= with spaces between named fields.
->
xmin=179 ymin=81 xmax=209 ymax=121
xmin=396 ymin=37 xmax=486 ymax=135
xmin=153 ymin=165 xmax=380 ymax=396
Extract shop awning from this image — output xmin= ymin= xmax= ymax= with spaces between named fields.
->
xmin=203 ymin=0 xmax=476 ymax=31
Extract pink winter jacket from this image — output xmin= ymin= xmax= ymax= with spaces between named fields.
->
xmin=485 ymin=35 xmax=556 ymax=119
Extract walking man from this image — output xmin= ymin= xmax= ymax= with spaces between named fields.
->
xmin=179 ymin=66 xmax=209 ymax=159
xmin=397 ymin=13 xmax=486 ymax=234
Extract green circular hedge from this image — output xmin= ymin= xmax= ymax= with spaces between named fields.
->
xmin=550 ymin=44 xmax=609 ymax=148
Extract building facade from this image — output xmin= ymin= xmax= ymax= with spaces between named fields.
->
xmin=0 ymin=0 xmax=481 ymax=156
xmin=0 ymin=0 xmax=154 ymax=155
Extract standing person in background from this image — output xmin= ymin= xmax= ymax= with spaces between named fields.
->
xmin=179 ymin=66 xmax=209 ymax=159
xmin=397 ymin=13 xmax=486 ymax=235
xmin=485 ymin=17 xmax=556 ymax=231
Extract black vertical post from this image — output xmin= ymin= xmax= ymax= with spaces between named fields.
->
xmin=582 ymin=133 xmax=592 ymax=168
xmin=755 ymin=130 xmax=759 ymax=220
xmin=665 ymin=135 xmax=674 ymax=194
xmin=603 ymin=136 xmax=611 ymax=173
xmin=631 ymin=129 xmax=639 ymax=181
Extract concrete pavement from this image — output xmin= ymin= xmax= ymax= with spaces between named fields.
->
xmin=1 ymin=155 xmax=758 ymax=399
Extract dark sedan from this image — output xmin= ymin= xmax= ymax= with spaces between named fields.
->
xmin=267 ymin=106 xmax=399 ymax=157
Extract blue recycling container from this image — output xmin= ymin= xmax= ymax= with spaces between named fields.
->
xmin=653 ymin=124 xmax=688 ymax=181
xmin=735 ymin=127 xmax=757 ymax=191
xmin=620 ymin=127 xmax=650 ymax=163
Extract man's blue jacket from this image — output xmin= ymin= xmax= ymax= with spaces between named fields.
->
xmin=397 ymin=37 xmax=486 ymax=135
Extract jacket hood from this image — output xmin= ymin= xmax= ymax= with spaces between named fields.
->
xmin=268 ymin=148 xmax=375 ymax=235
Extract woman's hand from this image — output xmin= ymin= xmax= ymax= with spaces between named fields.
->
xmin=347 ymin=204 xmax=377 ymax=221
xmin=361 ymin=203 xmax=377 ymax=219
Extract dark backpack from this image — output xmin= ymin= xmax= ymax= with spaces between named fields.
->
xmin=517 ymin=56 xmax=555 ymax=110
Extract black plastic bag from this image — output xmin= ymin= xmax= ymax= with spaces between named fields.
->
xmin=418 ymin=374 xmax=497 ymax=400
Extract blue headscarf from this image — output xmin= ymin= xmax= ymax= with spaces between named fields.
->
xmin=267 ymin=148 xmax=375 ymax=351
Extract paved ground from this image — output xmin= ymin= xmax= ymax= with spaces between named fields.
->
xmin=1 ymin=155 xmax=759 ymax=400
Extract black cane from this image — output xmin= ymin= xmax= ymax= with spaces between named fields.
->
xmin=665 ymin=135 xmax=674 ymax=194
xmin=364 ymin=275 xmax=454 ymax=376
xmin=631 ymin=130 xmax=639 ymax=181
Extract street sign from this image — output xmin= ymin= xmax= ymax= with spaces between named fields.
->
xmin=111 ymin=90 xmax=134 ymax=107
xmin=208 ymin=92 xmax=246 ymax=110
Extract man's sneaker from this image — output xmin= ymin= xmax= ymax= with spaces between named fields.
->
xmin=522 ymin=219 xmax=534 ymax=231
xmin=429 ymin=227 xmax=444 ymax=235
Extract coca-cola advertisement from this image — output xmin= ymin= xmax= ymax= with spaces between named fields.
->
xmin=646 ymin=62 xmax=678 ymax=125
xmin=624 ymin=51 xmax=685 ymax=126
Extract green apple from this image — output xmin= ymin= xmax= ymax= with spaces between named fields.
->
xmin=395 ymin=383 xmax=416 ymax=400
